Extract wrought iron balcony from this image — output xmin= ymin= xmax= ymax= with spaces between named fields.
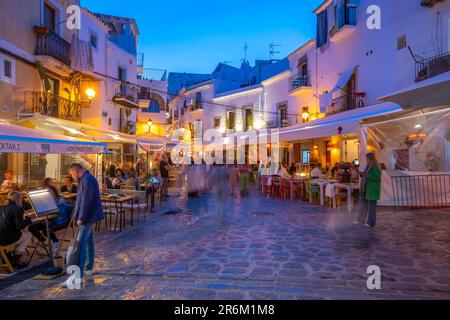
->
xmin=289 ymin=73 xmax=311 ymax=93
xmin=23 ymin=91 xmax=82 ymax=122
xmin=326 ymin=92 xmax=366 ymax=116
xmin=119 ymin=120 xmax=136 ymax=135
xmin=415 ymin=52 xmax=450 ymax=82
xmin=186 ymin=100 xmax=203 ymax=111
xmin=329 ymin=4 xmax=357 ymax=38
xmin=35 ymin=29 xmax=71 ymax=66
xmin=113 ymin=82 xmax=139 ymax=108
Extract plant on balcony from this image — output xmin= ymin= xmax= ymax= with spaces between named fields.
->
xmin=34 ymin=25 xmax=49 ymax=35
xmin=36 ymin=63 xmax=51 ymax=91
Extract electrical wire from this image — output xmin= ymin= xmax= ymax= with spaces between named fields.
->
xmin=92 ymin=70 xmax=313 ymax=117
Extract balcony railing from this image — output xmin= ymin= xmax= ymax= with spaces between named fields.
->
xmin=277 ymin=114 xmax=299 ymax=128
xmin=186 ymin=100 xmax=203 ymax=111
xmin=326 ymin=92 xmax=366 ymax=115
xmin=23 ymin=91 xmax=82 ymax=122
xmin=415 ymin=52 xmax=450 ymax=82
xmin=330 ymin=4 xmax=357 ymax=38
xmin=35 ymin=29 xmax=71 ymax=66
xmin=289 ymin=73 xmax=311 ymax=92
xmin=119 ymin=120 xmax=135 ymax=135
xmin=113 ymin=82 xmax=139 ymax=108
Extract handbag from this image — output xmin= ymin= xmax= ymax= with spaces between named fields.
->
xmin=65 ymin=228 xmax=81 ymax=267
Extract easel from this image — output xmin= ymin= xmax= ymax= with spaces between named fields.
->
xmin=26 ymin=189 xmax=65 ymax=280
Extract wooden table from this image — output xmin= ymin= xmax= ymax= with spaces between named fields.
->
xmin=280 ymin=177 xmax=308 ymax=200
xmin=310 ymin=179 xmax=340 ymax=206
xmin=100 ymin=195 xmax=134 ymax=232
xmin=334 ymin=183 xmax=360 ymax=213
xmin=60 ymin=193 xmax=77 ymax=200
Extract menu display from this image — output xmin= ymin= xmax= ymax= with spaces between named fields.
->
xmin=28 ymin=190 xmax=59 ymax=216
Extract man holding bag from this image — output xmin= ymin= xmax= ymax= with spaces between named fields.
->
xmin=62 ymin=164 xmax=104 ymax=287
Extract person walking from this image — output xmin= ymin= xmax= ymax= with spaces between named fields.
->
xmin=354 ymin=153 xmax=382 ymax=228
xmin=62 ymin=164 xmax=104 ymax=286
xmin=238 ymin=164 xmax=250 ymax=197
xmin=159 ymin=153 xmax=171 ymax=200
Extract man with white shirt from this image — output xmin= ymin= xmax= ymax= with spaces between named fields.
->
xmin=310 ymin=164 xmax=323 ymax=179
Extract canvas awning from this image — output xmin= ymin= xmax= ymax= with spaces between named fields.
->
xmin=19 ymin=115 xmax=137 ymax=144
xmin=275 ymin=102 xmax=402 ymax=143
xmin=136 ymin=133 xmax=167 ymax=152
xmin=0 ymin=121 xmax=107 ymax=154
xmin=331 ymin=67 xmax=356 ymax=94
xmin=379 ymin=71 xmax=450 ymax=109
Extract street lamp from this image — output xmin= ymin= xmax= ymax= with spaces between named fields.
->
xmin=85 ymin=88 xmax=96 ymax=102
xmin=147 ymin=118 xmax=153 ymax=132
xmin=302 ymin=110 xmax=310 ymax=122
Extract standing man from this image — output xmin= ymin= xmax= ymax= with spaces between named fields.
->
xmin=63 ymin=164 xmax=103 ymax=286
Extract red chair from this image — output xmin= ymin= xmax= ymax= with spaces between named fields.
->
xmin=279 ymin=179 xmax=290 ymax=199
xmin=270 ymin=178 xmax=281 ymax=198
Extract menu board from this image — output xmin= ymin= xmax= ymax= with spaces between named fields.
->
xmin=28 ymin=190 xmax=59 ymax=216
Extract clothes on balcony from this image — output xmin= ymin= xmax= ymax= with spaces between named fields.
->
xmin=319 ymin=92 xmax=333 ymax=113
xmin=70 ymin=35 xmax=94 ymax=72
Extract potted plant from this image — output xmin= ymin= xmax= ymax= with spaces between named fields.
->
xmin=34 ymin=25 xmax=49 ymax=35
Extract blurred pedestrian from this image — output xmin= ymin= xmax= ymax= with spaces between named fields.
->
xmin=238 ymin=164 xmax=250 ymax=197
xmin=354 ymin=153 xmax=382 ymax=228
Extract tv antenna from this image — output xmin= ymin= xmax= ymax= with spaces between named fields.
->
xmin=242 ymin=42 xmax=249 ymax=63
xmin=269 ymin=42 xmax=281 ymax=60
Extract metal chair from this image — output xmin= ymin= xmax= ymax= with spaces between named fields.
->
xmin=305 ymin=181 xmax=320 ymax=203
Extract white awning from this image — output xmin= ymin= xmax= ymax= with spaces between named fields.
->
xmin=276 ymin=102 xmax=402 ymax=142
xmin=19 ymin=115 xmax=137 ymax=144
xmin=379 ymin=71 xmax=450 ymax=109
xmin=0 ymin=122 xmax=107 ymax=154
xmin=331 ymin=67 xmax=356 ymax=94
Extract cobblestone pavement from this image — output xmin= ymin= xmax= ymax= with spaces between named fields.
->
xmin=1 ymin=187 xmax=450 ymax=300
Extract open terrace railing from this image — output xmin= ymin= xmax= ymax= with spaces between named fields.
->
xmin=289 ymin=73 xmax=310 ymax=92
xmin=23 ymin=91 xmax=82 ymax=122
xmin=392 ymin=174 xmax=450 ymax=210
xmin=35 ymin=30 xmax=71 ymax=66
xmin=326 ymin=92 xmax=366 ymax=115
xmin=415 ymin=51 xmax=450 ymax=82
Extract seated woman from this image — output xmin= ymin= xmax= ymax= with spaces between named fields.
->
xmin=277 ymin=163 xmax=289 ymax=177
xmin=124 ymin=170 xmax=139 ymax=190
xmin=28 ymin=178 xmax=73 ymax=249
xmin=0 ymin=191 xmax=33 ymax=267
xmin=60 ymin=175 xmax=77 ymax=193
xmin=113 ymin=169 xmax=126 ymax=189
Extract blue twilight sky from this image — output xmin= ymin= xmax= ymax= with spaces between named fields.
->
xmin=81 ymin=0 xmax=323 ymax=74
